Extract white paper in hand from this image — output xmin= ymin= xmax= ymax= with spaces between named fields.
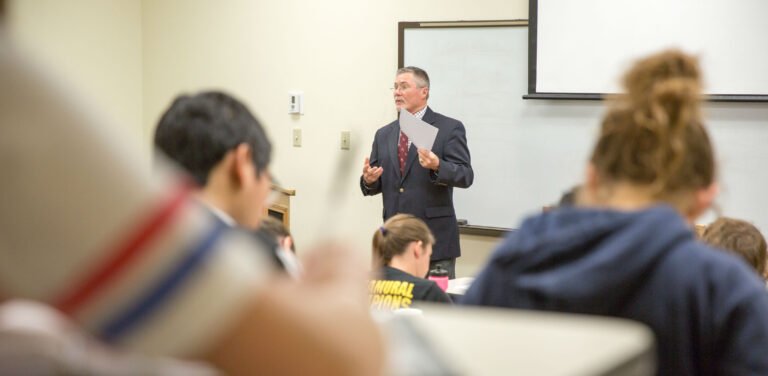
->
xmin=399 ymin=108 xmax=438 ymax=151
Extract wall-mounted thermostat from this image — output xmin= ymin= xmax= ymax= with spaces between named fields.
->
xmin=288 ymin=91 xmax=303 ymax=115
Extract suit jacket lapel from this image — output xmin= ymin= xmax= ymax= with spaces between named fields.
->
xmin=422 ymin=106 xmax=437 ymax=125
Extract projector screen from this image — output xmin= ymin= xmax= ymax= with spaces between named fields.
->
xmin=528 ymin=0 xmax=768 ymax=101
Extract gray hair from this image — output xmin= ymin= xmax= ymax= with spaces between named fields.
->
xmin=396 ymin=66 xmax=430 ymax=89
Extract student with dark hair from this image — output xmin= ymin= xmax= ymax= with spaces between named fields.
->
xmin=258 ymin=216 xmax=302 ymax=277
xmin=260 ymin=216 xmax=296 ymax=253
xmin=702 ymin=217 xmax=768 ymax=279
xmin=155 ymin=91 xmax=272 ymax=229
xmin=154 ymin=91 xmax=295 ymax=272
xmin=557 ymin=185 xmax=580 ymax=207
xmin=369 ymin=214 xmax=451 ymax=310
xmin=463 ymin=50 xmax=768 ymax=375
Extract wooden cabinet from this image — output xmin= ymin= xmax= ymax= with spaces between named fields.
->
xmin=267 ymin=185 xmax=295 ymax=231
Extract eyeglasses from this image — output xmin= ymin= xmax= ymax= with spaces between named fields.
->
xmin=390 ymin=84 xmax=413 ymax=92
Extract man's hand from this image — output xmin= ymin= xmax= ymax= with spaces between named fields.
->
xmin=362 ymin=157 xmax=383 ymax=185
xmin=417 ymin=148 xmax=440 ymax=171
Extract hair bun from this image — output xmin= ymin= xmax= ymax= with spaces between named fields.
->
xmin=647 ymin=77 xmax=701 ymax=133
xmin=621 ymin=50 xmax=703 ymax=135
xmin=624 ymin=49 xmax=701 ymax=100
xmin=592 ymin=49 xmax=715 ymax=200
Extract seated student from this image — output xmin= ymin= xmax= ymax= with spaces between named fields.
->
xmin=544 ymin=185 xmax=581 ymax=212
xmin=557 ymin=185 xmax=580 ymax=207
xmin=0 ymin=41 xmax=383 ymax=376
xmin=153 ymin=92 xmax=290 ymax=272
xmin=702 ymin=217 xmax=768 ymax=280
xmin=462 ymin=50 xmax=768 ymax=375
xmin=260 ymin=216 xmax=296 ymax=254
xmin=259 ymin=216 xmax=302 ymax=277
xmin=369 ymin=214 xmax=452 ymax=310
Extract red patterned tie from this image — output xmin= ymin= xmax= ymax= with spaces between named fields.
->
xmin=398 ymin=131 xmax=409 ymax=174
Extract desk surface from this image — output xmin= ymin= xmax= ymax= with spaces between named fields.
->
xmin=446 ymin=277 xmax=474 ymax=296
xmin=400 ymin=305 xmax=655 ymax=375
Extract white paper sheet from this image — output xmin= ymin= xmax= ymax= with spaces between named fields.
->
xmin=399 ymin=108 xmax=438 ymax=151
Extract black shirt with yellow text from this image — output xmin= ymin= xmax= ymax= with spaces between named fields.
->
xmin=369 ymin=266 xmax=452 ymax=310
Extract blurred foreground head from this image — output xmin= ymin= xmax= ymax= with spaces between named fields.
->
xmin=0 ymin=36 xmax=383 ymax=375
xmin=585 ymin=49 xmax=717 ymax=221
xmin=0 ymin=34 xmax=274 ymax=355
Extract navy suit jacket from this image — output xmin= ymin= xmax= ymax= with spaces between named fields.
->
xmin=361 ymin=107 xmax=473 ymax=260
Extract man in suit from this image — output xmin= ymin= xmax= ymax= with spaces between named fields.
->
xmin=361 ymin=66 xmax=473 ymax=278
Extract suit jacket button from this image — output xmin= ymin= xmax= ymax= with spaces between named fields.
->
xmin=399 ymin=188 xmax=404 ymax=193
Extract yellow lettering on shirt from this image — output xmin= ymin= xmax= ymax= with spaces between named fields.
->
xmin=373 ymin=280 xmax=386 ymax=294
xmin=368 ymin=280 xmax=416 ymax=310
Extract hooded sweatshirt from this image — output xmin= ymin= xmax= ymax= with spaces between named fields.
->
xmin=463 ymin=205 xmax=768 ymax=375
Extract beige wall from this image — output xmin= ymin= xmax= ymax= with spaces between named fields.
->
xmin=6 ymin=0 xmax=144 ymax=152
xmin=6 ymin=0 xmax=522 ymax=276
xmin=458 ymin=234 xmax=505 ymax=277
xmin=143 ymin=1 xmax=524 ymax=273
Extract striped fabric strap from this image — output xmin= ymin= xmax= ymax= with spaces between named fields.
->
xmin=53 ymin=182 xmax=192 ymax=316
xmin=100 ymin=218 xmax=228 ymax=342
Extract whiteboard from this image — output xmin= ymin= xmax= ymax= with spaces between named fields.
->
xmin=401 ymin=21 xmax=768 ymax=233
xmin=532 ymin=0 xmax=768 ymax=99
xmin=403 ymin=22 xmax=595 ymax=229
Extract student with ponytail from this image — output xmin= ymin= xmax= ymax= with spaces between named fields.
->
xmin=369 ymin=214 xmax=451 ymax=310
xmin=463 ymin=50 xmax=768 ymax=375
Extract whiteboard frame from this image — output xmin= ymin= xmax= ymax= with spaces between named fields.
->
xmin=524 ymin=0 xmax=768 ymax=103
xmin=398 ymin=20 xmax=528 ymax=68
xmin=398 ymin=20 xmax=528 ymax=236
